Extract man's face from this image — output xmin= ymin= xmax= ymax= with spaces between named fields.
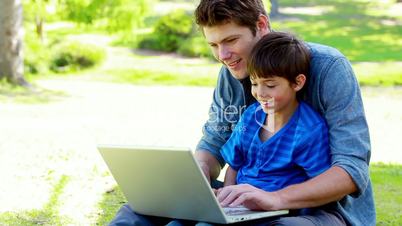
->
xmin=203 ymin=22 xmax=265 ymax=80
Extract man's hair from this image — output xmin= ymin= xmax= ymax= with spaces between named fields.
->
xmin=248 ymin=32 xmax=310 ymax=85
xmin=195 ymin=0 xmax=268 ymax=36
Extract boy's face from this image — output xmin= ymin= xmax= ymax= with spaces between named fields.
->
xmin=203 ymin=21 xmax=266 ymax=80
xmin=250 ymin=76 xmax=299 ymax=114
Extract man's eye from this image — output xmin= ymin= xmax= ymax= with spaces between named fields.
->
xmin=267 ymin=85 xmax=276 ymax=88
xmin=227 ymin=38 xmax=236 ymax=43
xmin=251 ymin=83 xmax=257 ymax=86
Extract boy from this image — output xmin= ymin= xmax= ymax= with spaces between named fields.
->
xmin=218 ymin=32 xmax=331 ymax=212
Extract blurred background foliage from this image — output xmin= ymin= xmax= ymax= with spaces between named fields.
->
xmin=20 ymin=0 xmax=402 ymax=85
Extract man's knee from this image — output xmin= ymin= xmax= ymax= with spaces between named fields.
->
xmin=269 ymin=217 xmax=315 ymax=226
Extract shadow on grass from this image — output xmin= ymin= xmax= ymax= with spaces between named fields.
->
xmin=272 ymin=0 xmax=402 ymax=62
xmin=0 ymin=175 xmax=71 ymax=225
xmin=0 ymin=80 xmax=68 ymax=104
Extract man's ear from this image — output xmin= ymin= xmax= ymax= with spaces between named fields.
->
xmin=293 ymin=74 xmax=306 ymax=91
xmin=256 ymin=14 xmax=270 ymax=35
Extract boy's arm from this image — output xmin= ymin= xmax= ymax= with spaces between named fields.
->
xmin=223 ymin=166 xmax=237 ymax=186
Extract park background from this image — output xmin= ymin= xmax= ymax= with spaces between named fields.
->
xmin=0 ymin=0 xmax=401 ymax=225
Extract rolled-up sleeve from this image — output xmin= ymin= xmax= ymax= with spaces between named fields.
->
xmin=320 ymin=57 xmax=371 ymax=197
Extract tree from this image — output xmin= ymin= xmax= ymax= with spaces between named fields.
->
xmin=270 ymin=0 xmax=279 ymax=18
xmin=0 ymin=0 xmax=28 ymax=86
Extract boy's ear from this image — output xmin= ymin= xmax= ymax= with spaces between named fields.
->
xmin=293 ymin=74 xmax=306 ymax=91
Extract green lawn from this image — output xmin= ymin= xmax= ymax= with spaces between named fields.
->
xmin=272 ymin=0 xmax=402 ymax=62
xmin=0 ymin=175 xmax=71 ymax=225
xmin=371 ymin=164 xmax=402 ymax=225
xmin=95 ymin=164 xmax=402 ymax=225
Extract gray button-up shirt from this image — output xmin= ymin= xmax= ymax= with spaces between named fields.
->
xmin=196 ymin=43 xmax=375 ymax=226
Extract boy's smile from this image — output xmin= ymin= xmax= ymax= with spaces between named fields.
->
xmin=250 ymin=76 xmax=299 ymax=116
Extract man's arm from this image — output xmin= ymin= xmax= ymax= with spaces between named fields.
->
xmin=195 ymin=150 xmax=221 ymax=183
xmin=195 ymin=67 xmax=246 ymax=181
xmin=218 ymin=166 xmax=356 ymax=210
xmin=276 ymin=166 xmax=356 ymax=209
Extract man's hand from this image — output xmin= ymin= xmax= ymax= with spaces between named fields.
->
xmin=216 ymin=166 xmax=357 ymax=211
xmin=195 ymin=150 xmax=221 ymax=183
xmin=216 ymin=184 xmax=282 ymax=211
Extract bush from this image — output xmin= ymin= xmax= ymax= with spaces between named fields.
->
xmin=24 ymin=34 xmax=52 ymax=75
xmin=138 ymin=10 xmax=193 ymax=52
xmin=50 ymin=41 xmax=105 ymax=72
xmin=177 ymin=35 xmax=214 ymax=59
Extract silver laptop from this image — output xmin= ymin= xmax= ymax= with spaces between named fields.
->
xmin=98 ymin=145 xmax=288 ymax=224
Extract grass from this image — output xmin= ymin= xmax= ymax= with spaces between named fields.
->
xmin=96 ymin=187 xmax=127 ymax=225
xmin=100 ymin=69 xmax=217 ymax=87
xmin=0 ymin=79 xmax=68 ymax=104
xmin=354 ymin=62 xmax=402 ymax=86
xmin=371 ymin=164 xmax=402 ymax=225
xmin=0 ymin=175 xmax=71 ymax=225
xmin=272 ymin=0 xmax=402 ymax=62
xmin=95 ymin=164 xmax=402 ymax=225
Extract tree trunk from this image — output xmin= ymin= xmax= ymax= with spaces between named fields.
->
xmin=0 ymin=0 xmax=29 ymax=86
xmin=270 ymin=0 xmax=279 ymax=18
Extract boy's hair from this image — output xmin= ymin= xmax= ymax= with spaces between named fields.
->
xmin=248 ymin=32 xmax=310 ymax=85
xmin=195 ymin=0 xmax=268 ymax=36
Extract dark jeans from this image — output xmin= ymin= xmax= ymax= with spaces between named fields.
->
xmin=108 ymin=181 xmax=346 ymax=226
xmin=108 ymin=204 xmax=346 ymax=226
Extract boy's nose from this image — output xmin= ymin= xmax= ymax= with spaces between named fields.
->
xmin=257 ymin=87 xmax=269 ymax=99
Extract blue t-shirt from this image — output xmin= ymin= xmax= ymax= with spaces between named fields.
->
xmin=221 ymin=101 xmax=331 ymax=192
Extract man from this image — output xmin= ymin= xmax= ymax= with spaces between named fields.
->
xmin=109 ymin=0 xmax=375 ymax=225
xmin=194 ymin=0 xmax=375 ymax=225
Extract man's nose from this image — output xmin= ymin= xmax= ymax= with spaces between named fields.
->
xmin=218 ymin=45 xmax=231 ymax=61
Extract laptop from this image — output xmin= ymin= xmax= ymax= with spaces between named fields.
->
xmin=98 ymin=145 xmax=288 ymax=224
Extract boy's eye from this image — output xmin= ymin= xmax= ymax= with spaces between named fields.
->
xmin=266 ymin=85 xmax=276 ymax=88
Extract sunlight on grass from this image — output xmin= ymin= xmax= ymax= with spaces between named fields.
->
xmin=96 ymin=186 xmax=126 ymax=225
xmin=274 ymin=0 xmax=402 ymax=62
xmin=0 ymin=175 xmax=71 ymax=225
xmin=98 ymin=69 xmax=217 ymax=87
xmin=370 ymin=163 xmax=402 ymax=225
xmin=353 ymin=62 xmax=402 ymax=86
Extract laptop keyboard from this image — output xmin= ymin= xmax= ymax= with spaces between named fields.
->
xmin=223 ymin=206 xmax=256 ymax=216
